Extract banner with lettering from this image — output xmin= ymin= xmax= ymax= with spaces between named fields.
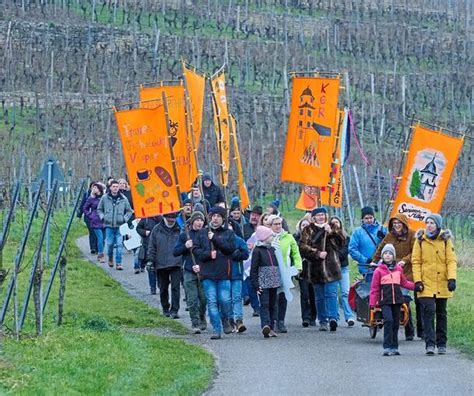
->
xmin=390 ymin=124 xmax=464 ymax=229
xmin=281 ymin=76 xmax=341 ymax=186
xmin=139 ymin=84 xmax=197 ymax=192
xmin=183 ymin=62 xmax=206 ymax=151
xmin=210 ymin=68 xmax=231 ymax=186
xmin=115 ymin=107 xmax=181 ymax=217
xmin=230 ymin=115 xmax=251 ymax=209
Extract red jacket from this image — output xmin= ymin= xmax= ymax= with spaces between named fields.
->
xmin=369 ymin=263 xmax=415 ymax=307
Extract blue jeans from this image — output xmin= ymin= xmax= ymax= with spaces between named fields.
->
xmin=231 ymin=280 xmax=243 ymax=321
xmin=133 ymin=248 xmax=140 ymax=270
xmin=314 ymin=281 xmax=339 ymax=324
xmin=105 ymin=227 xmax=123 ymax=264
xmin=338 ymin=266 xmax=354 ymax=321
xmin=93 ymin=228 xmax=104 ymax=255
xmin=244 ymin=277 xmax=260 ymax=312
xmin=202 ymin=279 xmax=232 ymax=334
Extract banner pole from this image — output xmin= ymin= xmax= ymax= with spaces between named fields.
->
xmin=327 ymin=109 xmax=344 ymax=210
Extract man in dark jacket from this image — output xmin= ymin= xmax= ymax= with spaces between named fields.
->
xmin=174 ymin=211 xmax=207 ymax=333
xmin=97 ymin=180 xmax=133 ymax=270
xmin=201 ymin=173 xmax=225 ymax=207
xmin=77 ymin=182 xmax=98 ymax=254
xmin=136 ymin=215 xmax=162 ymax=294
xmin=194 ymin=206 xmax=235 ymax=339
xmin=147 ymin=212 xmax=182 ymax=318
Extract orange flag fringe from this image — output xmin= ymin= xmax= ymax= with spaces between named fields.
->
xmin=115 ymin=107 xmax=181 ymax=217
xmin=182 ymin=63 xmax=206 ymax=151
xmin=139 ymin=84 xmax=198 ymax=192
xmin=210 ymin=69 xmax=231 ymax=186
xmin=230 ymin=115 xmax=251 ymax=210
xmin=390 ymin=124 xmax=464 ymax=229
xmin=281 ymin=76 xmax=341 ymax=186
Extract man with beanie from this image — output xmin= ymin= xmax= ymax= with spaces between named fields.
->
xmin=147 ymin=212 xmax=182 ymax=318
xmin=349 ymin=206 xmax=387 ymax=278
xmin=201 ymin=173 xmax=225 ymax=207
xmin=194 ymin=206 xmax=236 ymax=339
xmin=412 ymin=214 xmax=457 ymax=355
xmin=176 ymin=198 xmax=193 ymax=231
xmin=173 ymin=211 xmax=207 ymax=333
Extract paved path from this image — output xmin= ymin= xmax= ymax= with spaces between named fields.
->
xmin=77 ymin=237 xmax=474 ymax=395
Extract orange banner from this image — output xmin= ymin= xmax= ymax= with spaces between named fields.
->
xmin=115 ymin=107 xmax=180 ymax=217
xmin=390 ymin=124 xmax=464 ymax=229
xmin=281 ymin=76 xmax=341 ymax=186
xmin=296 ymin=186 xmax=321 ymax=211
xmin=210 ymin=69 xmax=231 ymax=186
xmin=139 ymin=84 xmax=197 ymax=192
xmin=183 ymin=63 xmax=206 ymax=151
xmin=230 ymin=115 xmax=250 ymax=209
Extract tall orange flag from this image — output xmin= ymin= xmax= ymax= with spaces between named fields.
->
xmin=139 ymin=83 xmax=198 ymax=192
xmin=230 ymin=115 xmax=251 ymax=209
xmin=210 ymin=67 xmax=231 ymax=186
xmin=390 ymin=124 xmax=464 ymax=229
xmin=281 ymin=76 xmax=341 ymax=186
xmin=182 ymin=62 xmax=206 ymax=151
xmin=114 ymin=107 xmax=181 ymax=217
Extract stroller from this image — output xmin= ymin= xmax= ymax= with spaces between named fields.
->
xmin=349 ymin=273 xmax=409 ymax=339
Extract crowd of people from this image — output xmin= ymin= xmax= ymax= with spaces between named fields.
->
xmin=78 ymin=173 xmax=458 ymax=356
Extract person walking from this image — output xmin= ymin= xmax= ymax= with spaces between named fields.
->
xmin=267 ymin=215 xmax=302 ymax=333
xmin=77 ymin=182 xmax=98 ymax=254
xmin=299 ymin=207 xmax=344 ymax=332
xmin=412 ymin=214 xmax=457 ymax=355
xmin=97 ymin=179 xmax=133 ymax=270
xmin=294 ymin=215 xmax=317 ymax=327
xmin=173 ymin=211 xmax=208 ymax=333
xmin=349 ymin=206 xmax=387 ymax=278
xmin=250 ymin=226 xmax=282 ymax=338
xmin=147 ymin=212 xmax=182 ymax=318
xmin=201 ymin=173 xmax=225 ymax=207
xmin=83 ymin=183 xmax=105 ymax=263
xmin=194 ymin=206 xmax=235 ymax=339
xmin=372 ymin=213 xmax=419 ymax=340
xmin=370 ymin=244 xmax=418 ymax=356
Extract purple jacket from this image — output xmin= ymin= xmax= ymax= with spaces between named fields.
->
xmin=83 ymin=196 xmax=104 ymax=229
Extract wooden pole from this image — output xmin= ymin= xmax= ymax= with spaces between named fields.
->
xmin=57 ymin=257 xmax=66 ymax=326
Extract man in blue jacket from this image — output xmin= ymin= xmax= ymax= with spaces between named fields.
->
xmin=349 ymin=206 xmax=387 ymax=278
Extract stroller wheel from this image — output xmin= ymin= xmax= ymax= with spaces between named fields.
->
xmin=369 ymin=326 xmax=377 ymax=339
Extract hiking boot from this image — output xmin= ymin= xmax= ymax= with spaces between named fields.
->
xmin=347 ymin=318 xmax=355 ymax=327
xmin=426 ymin=346 xmax=435 ymax=355
xmin=391 ymin=349 xmax=401 ymax=356
xmin=116 ymin=265 xmax=123 ymax=271
xmin=417 ymin=331 xmax=425 ymax=340
xmin=269 ymin=330 xmax=278 ymax=337
xmin=319 ymin=322 xmax=329 ymax=331
xmin=108 ymin=258 xmax=114 ymax=268
xmin=329 ymin=319 xmax=338 ymax=332
xmin=438 ymin=346 xmax=447 ymax=355
xmin=163 ymin=310 xmax=171 ymax=318
xmin=134 ymin=269 xmax=140 ymax=274
xmin=236 ymin=320 xmax=247 ymax=333
xmin=171 ymin=312 xmax=180 ymax=319
xmin=277 ymin=321 xmax=287 ymax=333
xmin=223 ymin=319 xmax=233 ymax=334
xmin=383 ymin=348 xmax=391 ymax=356
xmin=97 ymin=253 xmax=105 ymax=263
xmin=229 ymin=319 xmax=237 ymax=333
xmin=262 ymin=325 xmax=271 ymax=338
xmin=309 ymin=320 xmax=316 ymax=327
xmin=243 ymin=297 xmax=250 ymax=306
xmin=210 ymin=333 xmax=221 ymax=340
xmin=192 ymin=325 xmax=201 ymax=334
xmin=302 ymin=320 xmax=310 ymax=328
xmin=150 ymin=288 xmax=156 ymax=295
xmin=199 ymin=318 xmax=207 ymax=331
xmin=405 ymin=335 xmax=414 ymax=341
xmin=252 ymin=310 xmax=260 ymax=317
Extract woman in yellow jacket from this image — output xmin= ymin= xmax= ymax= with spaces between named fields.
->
xmin=412 ymin=214 xmax=457 ymax=356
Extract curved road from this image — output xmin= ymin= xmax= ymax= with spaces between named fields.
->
xmin=77 ymin=237 xmax=473 ymax=395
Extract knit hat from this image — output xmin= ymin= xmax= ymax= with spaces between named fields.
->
xmin=202 ymin=172 xmax=212 ymax=181
xmin=255 ymin=226 xmax=273 ymax=242
xmin=271 ymin=199 xmax=280 ymax=208
xmin=250 ymin=205 xmax=263 ymax=215
xmin=188 ymin=211 xmax=205 ymax=225
xmin=182 ymin=198 xmax=192 ymax=206
xmin=361 ymin=206 xmax=375 ymax=218
xmin=381 ymin=244 xmax=396 ymax=258
xmin=426 ymin=213 xmax=442 ymax=229
xmin=209 ymin=206 xmax=227 ymax=219
xmin=311 ymin=207 xmax=328 ymax=217
xmin=193 ymin=202 xmax=205 ymax=214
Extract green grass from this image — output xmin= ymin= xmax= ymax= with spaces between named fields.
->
xmin=0 ymin=208 xmax=214 ymax=394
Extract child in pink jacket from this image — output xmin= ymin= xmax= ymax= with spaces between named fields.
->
xmin=369 ymin=244 xmax=420 ymax=356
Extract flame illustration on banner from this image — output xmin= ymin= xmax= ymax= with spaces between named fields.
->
xmin=390 ymin=124 xmax=464 ymax=229
xmin=230 ymin=115 xmax=251 ymax=210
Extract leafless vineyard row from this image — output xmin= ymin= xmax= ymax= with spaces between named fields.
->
xmin=0 ymin=0 xmax=472 ymax=224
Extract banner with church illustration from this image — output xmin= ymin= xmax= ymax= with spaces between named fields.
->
xmin=281 ymin=75 xmax=341 ymax=186
xmin=230 ymin=115 xmax=250 ymax=209
xmin=390 ymin=124 xmax=464 ymax=229
xmin=210 ymin=67 xmax=231 ymax=186
xmin=114 ymin=107 xmax=181 ymax=217
xmin=139 ymin=83 xmax=198 ymax=192
xmin=182 ymin=62 xmax=206 ymax=151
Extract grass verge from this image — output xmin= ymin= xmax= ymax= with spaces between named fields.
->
xmin=0 ymin=209 xmax=214 ymax=394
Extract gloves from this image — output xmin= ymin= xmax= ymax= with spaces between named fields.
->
xmin=146 ymin=262 xmax=155 ymax=272
xmin=415 ymin=281 xmax=424 ymax=292
xmin=447 ymin=279 xmax=456 ymax=292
